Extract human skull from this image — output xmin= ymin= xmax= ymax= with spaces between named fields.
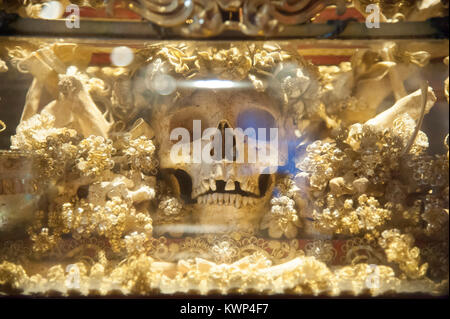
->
xmin=149 ymin=88 xmax=295 ymax=234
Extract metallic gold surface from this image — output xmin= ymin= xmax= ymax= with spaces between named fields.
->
xmin=1 ymin=1 xmax=447 ymax=37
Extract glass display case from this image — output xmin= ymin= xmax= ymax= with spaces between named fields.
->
xmin=0 ymin=0 xmax=448 ymax=297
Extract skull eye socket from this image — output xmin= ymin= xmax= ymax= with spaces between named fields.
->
xmin=169 ymin=109 xmax=208 ymax=143
xmin=236 ymin=108 xmax=276 ymax=142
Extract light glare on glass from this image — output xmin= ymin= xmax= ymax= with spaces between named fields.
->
xmin=39 ymin=1 xmax=64 ymax=20
xmin=110 ymin=46 xmax=134 ymax=67
xmin=152 ymin=74 xmax=177 ymax=95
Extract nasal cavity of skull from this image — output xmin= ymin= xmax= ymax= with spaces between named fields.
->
xmin=210 ymin=120 xmax=237 ymax=162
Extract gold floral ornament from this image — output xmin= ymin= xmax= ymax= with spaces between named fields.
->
xmin=312 ymin=194 xmax=392 ymax=236
xmin=0 ymin=261 xmax=28 ymax=291
xmin=197 ymin=46 xmax=253 ymax=81
xmin=10 ymin=112 xmax=82 ymax=178
xmin=76 ymin=136 xmax=115 ymax=178
xmin=378 ymin=229 xmax=428 ymax=279
xmin=28 ymin=227 xmax=59 ymax=254
xmin=304 ymin=240 xmax=337 ymax=265
xmin=261 ymin=196 xmax=302 ymax=239
xmin=154 ymin=196 xmax=187 ymax=237
xmin=137 ymin=43 xmax=320 ymax=118
xmin=250 ymin=44 xmax=321 ymax=116
xmin=143 ymin=234 xmax=304 ymax=265
xmin=259 ymin=176 xmax=303 ymax=239
xmin=48 ymin=195 xmax=153 ymax=254
xmin=295 ymin=84 xmax=446 ymax=238
xmin=123 ymin=135 xmax=158 ymax=175
xmin=0 ymin=255 xmax=444 ymax=296
xmin=210 ymin=239 xmax=240 ymax=264
xmin=340 ymin=237 xmax=386 ymax=265
xmin=421 ymin=191 xmax=449 ymax=238
xmin=9 ymin=111 xmax=156 ymax=256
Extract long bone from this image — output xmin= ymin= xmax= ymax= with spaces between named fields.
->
xmin=365 ymin=85 xmax=436 ymax=129
xmin=41 ymin=70 xmax=112 ymax=138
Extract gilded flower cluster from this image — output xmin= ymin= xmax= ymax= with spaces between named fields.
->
xmin=296 ymin=117 xmax=447 ymax=238
xmin=11 ymin=112 xmax=81 ymax=178
xmin=76 ymin=136 xmax=115 ymax=178
xmin=12 ymin=112 xmax=158 ymax=256
xmin=293 ymin=111 xmax=448 ymax=280
xmin=137 ymin=43 xmax=320 ymax=115
xmin=260 ymin=176 xmax=303 ymax=239
xmin=123 ymin=135 xmax=158 ymax=175
xmin=378 ymin=229 xmax=428 ymax=279
xmin=261 ymin=196 xmax=301 ymax=239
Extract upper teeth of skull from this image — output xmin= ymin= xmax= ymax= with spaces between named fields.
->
xmin=209 ymin=178 xmax=217 ymax=191
xmin=196 ymin=193 xmax=257 ymax=206
xmin=225 ymin=179 xmax=235 ymax=191
xmin=240 ymin=179 xmax=259 ymax=196
xmin=192 ymin=178 xmax=259 ymax=205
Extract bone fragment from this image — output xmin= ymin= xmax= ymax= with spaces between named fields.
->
xmin=365 ymin=86 xmax=436 ymax=129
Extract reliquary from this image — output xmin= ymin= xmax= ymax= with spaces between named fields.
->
xmin=0 ymin=0 xmax=448 ymax=297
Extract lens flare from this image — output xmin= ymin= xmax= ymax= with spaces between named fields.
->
xmin=110 ymin=46 xmax=134 ymax=67
xmin=39 ymin=1 xmax=64 ymax=20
